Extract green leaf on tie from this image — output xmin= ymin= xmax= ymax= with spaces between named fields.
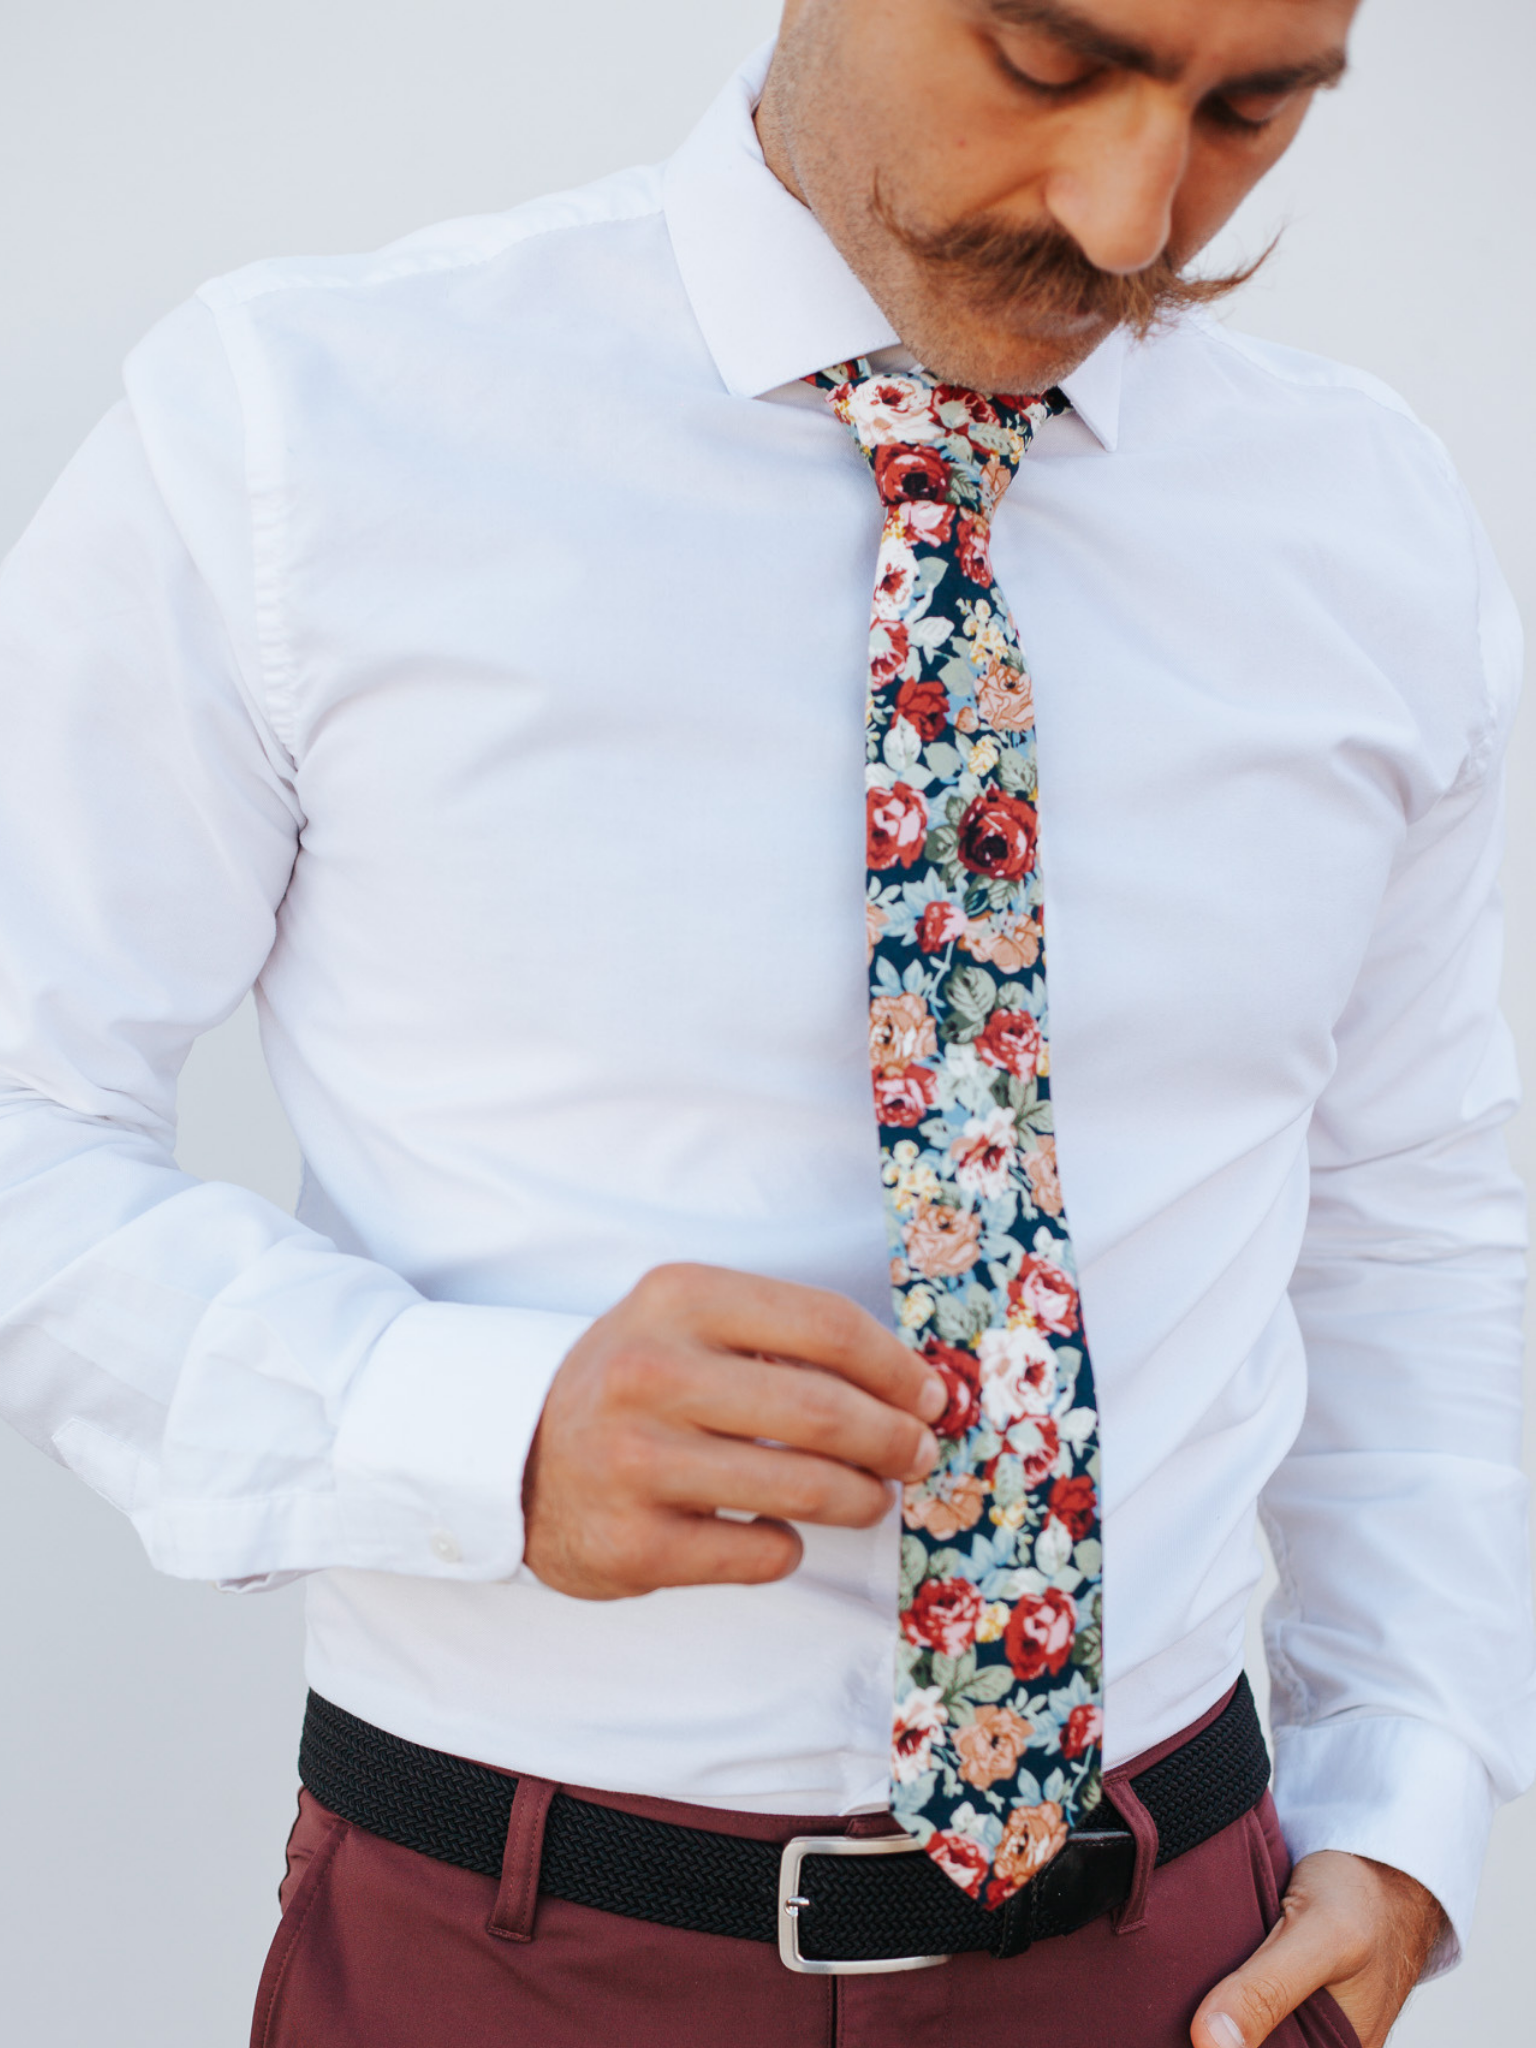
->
xmin=958 ymin=1666 xmax=1016 ymax=1707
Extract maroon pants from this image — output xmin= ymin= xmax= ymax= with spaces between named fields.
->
xmin=252 ymin=1709 xmax=1361 ymax=2048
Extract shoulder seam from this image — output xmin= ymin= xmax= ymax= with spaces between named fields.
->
xmin=1190 ymin=315 xmax=1424 ymax=430
xmin=194 ymin=290 xmax=303 ymax=759
xmin=195 ymin=182 xmax=666 ymax=314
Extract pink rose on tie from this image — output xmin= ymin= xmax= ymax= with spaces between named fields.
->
xmin=976 ymin=659 xmax=1036 ymax=733
xmin=917 ymin=900 xmax=967 ymax=952
xmin=928 ymin=1830 xmax=989 ymax=1898
xmin=989 ymin=1801 xmax=1068 ymax=1899
xmin=957 ymin=790 xmax=1038 ymax=880
xmin=1003 ymin=1590 xmax=1077 ymax=1682
xmin=1009 ymin=1253 xmax=1079 ymax=1336
xmin=903 ymin=1199 xmax=983 ymax=1278
xmin=960 ymin=910 xmax=1041 ymax=972
xmin=902 ymin=1576 xmax=986 ymax=1656
xmin=895 ymin=499 xmax=956 ymax=547
xmin=1060 ymin=1703 xmax=1104 ymax=1761
xmin=903 ymin=1470 xmax=986 ymax=1540
xmin=872 ymin=1061 xmax=937 ymax=1128
xmin=869 ymin=991 xmax=937 ymax=1069
xmin=955 ymin=1706 xmax=1035 ymax=1790
xmin=874 ymin=443 xmax=952 ymax=504
xmin=975 ymin=1007 xmax=1042 ymax=1079
xmin=867 ymin=781 xmax=929 ymax=869
xmin=869 ymin=617 xmax=910 ymax=687
xmin=1023 ymin=1137 xmax=1064 ymax=1216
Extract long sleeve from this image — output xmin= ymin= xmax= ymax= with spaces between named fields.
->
xmin=0 ymin=314 xmax=588 ymax=1588
xmin=1264 ymin=493 xmax=1535 ymax=1963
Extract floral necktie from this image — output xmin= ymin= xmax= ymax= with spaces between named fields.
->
xmin=813 ymin=362 xmax=1104 ymax=1909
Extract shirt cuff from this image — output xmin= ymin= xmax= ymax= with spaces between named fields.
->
xmin=1271 ymin=1714 xmax=1497 ymax=1975
xmin=330 ymin=1299 xmax=592 ymax=1581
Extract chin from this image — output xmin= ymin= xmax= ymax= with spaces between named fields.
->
xmin=913 ymin=327 xmax=1100 ymax=396
xmin=901 ymin=297 xmax=1112 ymax=397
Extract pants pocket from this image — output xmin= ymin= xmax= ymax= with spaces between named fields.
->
xmin=249 ymin=1805 xmax=348 ymax=2048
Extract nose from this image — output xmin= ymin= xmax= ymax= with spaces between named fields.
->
xmin=1042 ymin=88 xmax=1190 ymax=276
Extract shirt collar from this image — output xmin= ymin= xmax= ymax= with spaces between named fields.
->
xmin=662 ymin=41 xmax=1122 ymax=452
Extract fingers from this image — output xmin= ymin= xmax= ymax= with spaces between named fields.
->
xmin=1191 ymin=1853 xmax=1379 ymax=2048
xmin=655 ymin=1513 xmax=805 ymax=1588
xmin=628 ymin=1264 xmax=947 ymax=1424
xmin=1191 ymin=1918 xmax=1333 ymax=2048
xmin=653 ymin=1435 xmax=895 ymax=1528
xmin=665 ymin=1348 xmax=939 ymax=1482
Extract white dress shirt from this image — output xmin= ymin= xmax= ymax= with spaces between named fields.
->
xmin=1 ymin=43 xmax=1531 ymax=1958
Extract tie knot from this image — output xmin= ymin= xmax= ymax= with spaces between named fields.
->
xmin=813 ymin=365 xmax=1058 ymax=514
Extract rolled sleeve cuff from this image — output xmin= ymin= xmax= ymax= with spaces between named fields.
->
xmin=330 ymin=1299 xmax=592 ymax=1581
xmin=1271 ymin=1715 xmax=1497 ymax=1975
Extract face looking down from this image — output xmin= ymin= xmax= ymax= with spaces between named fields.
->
xmin=757 ymin=0 xmax=1359 ymax=391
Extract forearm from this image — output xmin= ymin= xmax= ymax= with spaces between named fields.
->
xmin=1264 ymin=1158 xmax=1533 ymax=1959
xmin=0 ymin=1096 xmax=589 ymax=1583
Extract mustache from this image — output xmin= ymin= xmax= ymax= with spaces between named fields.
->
xmin=874 ymin=187 xmax=1271 ymax=339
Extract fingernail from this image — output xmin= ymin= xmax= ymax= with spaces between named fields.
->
xmin=911 ymin=1428 xmax=939 ymax=1475
xmin=1207 ymin=2015 xmax=1245 ymax=2048
xmin=916 ymin=1373 xmax=947 ymax=1423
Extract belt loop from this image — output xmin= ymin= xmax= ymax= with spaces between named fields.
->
xmin=486 ymin=1775 xmax=557 ymax=1943
xmin=1102 ymin=1767 xmax=1158 ymax=1935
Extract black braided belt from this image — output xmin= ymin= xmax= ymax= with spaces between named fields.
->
xmin=299 ymin=1675 xmax=1269 ymax=1969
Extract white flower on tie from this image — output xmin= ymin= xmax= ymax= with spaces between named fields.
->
xmin=891 ymin=1685 xmax=949 ymax=1782
xmin=949 ymin=1107 xmax=1017 ymax=1198
xmin=978 ymin=1323 xmax=1057 ymax=1428
xmin=845 ymin=376 xmax=944 ymax=446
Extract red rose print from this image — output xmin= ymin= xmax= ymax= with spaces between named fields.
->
xmin=869 ymin=618 xmax=910 ymax=688
xmin=1009 ymin=1254 xmax=1080 ymax=1336
xmin=994 ymin=390 xmax=1046 ymax=413
xmin=928 ymin=1830 xmax=989 ymax=1898
xmin=917 ymin=900 xmax=967 ymax=952
xmin=895 ymin=677 xmax=950 ymax=743
xmin=873 ymin=443 xmax=952 ymax=504
xmin=866 ymin=782 xmax=929 ymax=870
xmin=1006 ymin=1414 xmax=1060 ymax=1487
xmin=902 ymin=1575 xmax=986 ymax=1656
xmin=1060 ymin=1702 xmax=1104 ymax=1760
xmin=954 ymin=511 xmax=993 ymax=585
xmin=957 ymin=791 xmax=1038 ymax=881
xmin=1048 ymin=1475 xmax=1097 ymax=1542
xmin=975 ymin=1007 xmax=1042 ymax=1079
xmin=1003 ymin=1588 xmax=1077 ymax=1682
xmin=921 ymin=1337 xmax=982 ymax=1438
xmin=932 ymin=385 xmax=1000 ymax=427
xmin=873 ymin=1061 xmax=937 ymax=1128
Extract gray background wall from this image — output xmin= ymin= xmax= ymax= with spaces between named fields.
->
xmin=1 ymin=1 xmax=1530 ymax=2039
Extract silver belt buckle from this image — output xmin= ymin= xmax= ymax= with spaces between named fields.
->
xmin=777 ymin=1834 xmax=953 ymax=1975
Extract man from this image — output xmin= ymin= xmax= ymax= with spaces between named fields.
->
xmin=0 ymin=0 xmax=1530 ymax=2042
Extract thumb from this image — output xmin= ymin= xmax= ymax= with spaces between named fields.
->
xmin=1190 ymin=1905 xmax=1335 ymax=2048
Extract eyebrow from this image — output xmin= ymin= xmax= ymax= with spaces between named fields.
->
xmin=982 ymin=0 xmax=1349 ymax=94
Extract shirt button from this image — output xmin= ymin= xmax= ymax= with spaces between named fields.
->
xmin=430 ymin=1530 xmax=463 ymax=1565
